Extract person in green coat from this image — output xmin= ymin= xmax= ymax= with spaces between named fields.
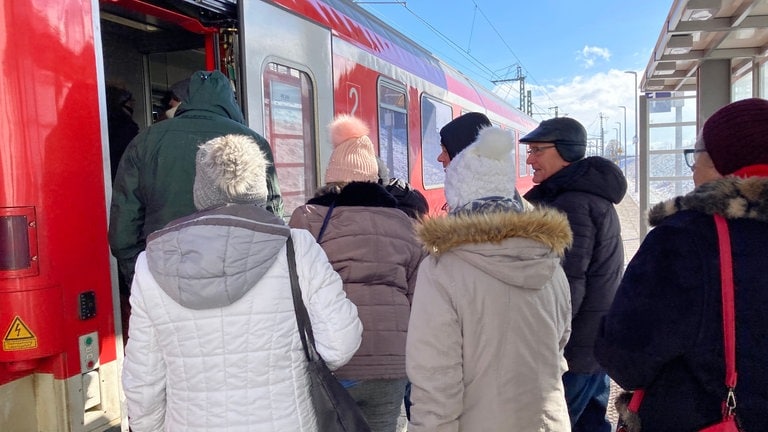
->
xmin=109 ymin=70 xmax=283 ymax=341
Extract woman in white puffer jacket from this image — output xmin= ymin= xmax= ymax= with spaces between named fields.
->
xmin=122 ymin=134 xmax=362 ymax=432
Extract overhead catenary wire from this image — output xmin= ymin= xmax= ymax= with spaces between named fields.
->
xmin=359 ymin=0 xmax=561 ymax=120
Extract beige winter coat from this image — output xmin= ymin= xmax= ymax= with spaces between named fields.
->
xmin=406 ymin=208 xmax=573 ymax=432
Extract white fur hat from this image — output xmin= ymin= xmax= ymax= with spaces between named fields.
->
xmin=193 ymin=134 xmax=269 ymax=210
xmin=444 ymin=127 xmax=517 ymax=210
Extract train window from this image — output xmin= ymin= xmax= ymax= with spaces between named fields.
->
xmin=263 ymin=63 xmax=317 ymax=217
xmin=377 ymin=80 xmax=408 ymax=180
xmin=420 ymin=96 xmax=452 ymax=189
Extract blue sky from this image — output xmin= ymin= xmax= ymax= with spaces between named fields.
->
xmin=357 ymin=0 xmax=674 ymax=154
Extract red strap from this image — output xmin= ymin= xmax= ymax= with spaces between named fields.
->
xmin=627 ymin=215 xmax=737 ymax=415
xmin=628 ymin=389 xmax=644 ymax=412
xmin=714 ymin=214 xmax=737 ymax=389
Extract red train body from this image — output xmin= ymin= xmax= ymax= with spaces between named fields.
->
xmin=0 ymin=0 xmax=536 ymax=429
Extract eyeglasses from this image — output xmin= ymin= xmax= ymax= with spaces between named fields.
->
xmin=683 ymin=149 xmax=706 ymax=170
xmin=526 ymin=145 xmax=556 ymax=156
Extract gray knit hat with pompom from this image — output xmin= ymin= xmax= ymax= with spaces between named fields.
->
xmin=193 ymin=134 xmax=269 ymax=210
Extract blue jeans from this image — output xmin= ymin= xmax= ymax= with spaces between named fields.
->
xmin=344 ymin=378 xmax=408 ymax=432
xmin=562 ymin=371 xmax=612 ymax=432
xmin=404 ymin=381 xmax=412 ymax=420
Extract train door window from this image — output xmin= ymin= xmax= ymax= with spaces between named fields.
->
xmin=420 ymin=96 xmax=452 ymax=188
xmin=378 ymin=80 xmax=408 ymax=180
xmin=263 ymin=62 xmax=317 ymax=217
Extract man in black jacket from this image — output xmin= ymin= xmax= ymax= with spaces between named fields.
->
xmin=520 ymin=117 xmax=627 ymax=432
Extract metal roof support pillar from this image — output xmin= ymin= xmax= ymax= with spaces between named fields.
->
xmin=752 ymin=58 xmax=761 ymax=98
xmin=697 ymin=59 xmax=731 ymax=125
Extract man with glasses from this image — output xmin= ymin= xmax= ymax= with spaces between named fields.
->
xmin=520 ymin=117 xmax=627 ymax=432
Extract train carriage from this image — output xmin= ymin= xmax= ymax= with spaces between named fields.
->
xmin=0 ymin=0 xmax=537 ymax=430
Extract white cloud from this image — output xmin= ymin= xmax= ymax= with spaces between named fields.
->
xmin=578 ymin=45 xmax=612 ymax=69
xmin=494 ymin=69 xmax=642 ymax=155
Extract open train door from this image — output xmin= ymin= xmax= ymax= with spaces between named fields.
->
xmin=0 ymin=0 xmax=123 ymax=431
xmin=240 ymin=0 xmax=334 ymax=216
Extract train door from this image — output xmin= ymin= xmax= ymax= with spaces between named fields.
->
xmin=0 ymin=1 xmax=124 ymax=430
xmin=240 ymin=0 xmax=333 ymax=216
xmin=0 ymin=0 xmax=226 ymax=430
xmin=99 ymin=1 xmax=212 ymax=135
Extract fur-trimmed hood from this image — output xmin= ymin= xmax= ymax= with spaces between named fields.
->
xmin=419 ymin=207 xmax=572 ymax=256
xmin=649 ymin=176 xmax=768 ymax=226
xmin=417 ymin=208 xmax=572 ymax=288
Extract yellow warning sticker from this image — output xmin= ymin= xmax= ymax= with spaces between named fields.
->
xmin=3 ymin=316 xmax=38 ymax=351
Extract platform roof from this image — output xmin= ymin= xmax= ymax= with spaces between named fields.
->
xmin=642 ymin=0 xmax=768 ymax=92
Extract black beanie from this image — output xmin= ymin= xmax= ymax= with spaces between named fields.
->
xmin=520 ymin=117 xmax=587 ymax=162
xmin=440 ymin=112 xmax=492 ymax=159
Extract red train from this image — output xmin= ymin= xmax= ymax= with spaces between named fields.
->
xmin=0 ymin=0 xmax=537 ymax=429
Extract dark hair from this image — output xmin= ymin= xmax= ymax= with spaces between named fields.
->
xmin=106 ymin=85 xmax=133 ymax=113
xmin=385 ymin=178 xmax=429 ymax=219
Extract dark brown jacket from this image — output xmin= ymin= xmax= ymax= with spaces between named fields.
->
xmin=289 ymin=182 xmax=424 ymax=379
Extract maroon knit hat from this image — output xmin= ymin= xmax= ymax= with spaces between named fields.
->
xmin=702 ymin=98 xmax=768 ymax=175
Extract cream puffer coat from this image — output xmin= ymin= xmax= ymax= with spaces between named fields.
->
xmin=406 ymin=207 xmax=573 ymax=432
xmin=122 ymin=205 xmax=362 ymax=432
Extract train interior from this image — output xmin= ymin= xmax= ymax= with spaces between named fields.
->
xmin=98 ymin=1 xmax=235 ymax=131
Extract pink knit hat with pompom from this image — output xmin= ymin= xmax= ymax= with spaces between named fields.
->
xmin=325 ymin=115 xmax=379 ymax=183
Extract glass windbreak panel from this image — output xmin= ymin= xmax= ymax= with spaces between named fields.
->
xmin=421 ymin=97 xmax=452 ymax=188
xmin=647 ymin=94 xmax=696 ymax=125
xmin=649 ymin=178 xmax=694 ymax=206
xmin=378 ymin=81 xmax=408 ymax=180
xmin=732 ymin=69 xmax=753 ymax=102
xmin=263 ymin=63 xmax=316 ymax=217
xmin=649 ymin=152 xmax=691 ymax=179
xmin=647 ymin=120 xmax=697 ymax=205
xmin=647 ymin=153 xmax=695 ymax=204
xmin=648 ymin=125 xmax=697 ymax=151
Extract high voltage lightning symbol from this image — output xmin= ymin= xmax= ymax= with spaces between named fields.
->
xmin=3 ymin=316 xmax=37 ymax=351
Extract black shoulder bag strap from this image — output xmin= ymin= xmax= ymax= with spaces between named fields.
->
xmin=287 ymin=236 xmax=318 ymax=362
xmin=316 ymin=201 xmax=336 ymax=243
xmin=286 ymin=236 xmax=373 ymax=432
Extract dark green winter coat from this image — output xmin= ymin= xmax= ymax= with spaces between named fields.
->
xmin=109 ymin=71 xmax=283 ymax=293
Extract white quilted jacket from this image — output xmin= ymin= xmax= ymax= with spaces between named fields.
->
xmin=122 ymin=206 xmax=362 ymax=432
